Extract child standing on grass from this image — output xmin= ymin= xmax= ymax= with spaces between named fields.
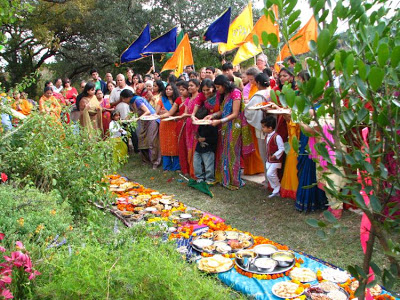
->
xmin=109 ymin=111 xmax=126 ymax=138
xmin=108 ymin=111 xmax=128 ymax=163
xmin=261 ymin=116 xmax=284 ymax=198
xmin=193 ymin=107 xmax=218 ymax=184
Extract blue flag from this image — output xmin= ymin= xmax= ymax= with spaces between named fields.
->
xmin=203 ymin=8 xmax=231 ymax=43
xmin=141 ymin=27 xmax=178 ymax=55
xmin=120 ymin=24 xmax=151 ymax=64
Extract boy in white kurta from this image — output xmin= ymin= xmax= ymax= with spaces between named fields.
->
xmin=261 ymin=116 xmax=284 ymax=198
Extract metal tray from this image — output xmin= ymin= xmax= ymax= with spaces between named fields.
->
xmin=235 ymin=256 xmax=295 ymax=275
xmin=191 ymin=232 xmax=254 ymax=255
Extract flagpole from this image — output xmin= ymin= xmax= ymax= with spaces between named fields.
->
xmin=151 ymin=54 xmax=155 ymax=72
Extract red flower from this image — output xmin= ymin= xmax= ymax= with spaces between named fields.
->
xmin=1 ymin=173 xmax=7 ymax=182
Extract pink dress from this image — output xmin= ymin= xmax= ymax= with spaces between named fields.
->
xmin=100 ymin=98 xmax=111 ymax=136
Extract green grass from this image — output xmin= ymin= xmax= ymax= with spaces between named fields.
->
xmin=120 ymin=156 xmax=399 ymax=293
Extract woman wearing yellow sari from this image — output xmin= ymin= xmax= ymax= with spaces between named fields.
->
xmin=79 ymin=82 xmax=103 ymax=139
xmin=39 ymin=87 xmax=62 ymax=119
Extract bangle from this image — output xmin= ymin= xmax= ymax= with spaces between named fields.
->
xmin=221 ymin=117 xmax=228 ymax=123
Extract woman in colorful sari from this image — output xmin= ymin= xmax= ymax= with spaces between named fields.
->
xmin=152 ymin=80 xmax=165 ymax=110
xmin=95 ymin=89 xmax=113 ymax=137
xmin=244 ymin=73 xmax=272 ymax=184
xmin=182 ymin=79 xmax=205 ymax=178
xmin=62 ymin=78 xmax=78 ymax=105
xmin=79 ymin=82 xmax=103 ymax=139
xmin=121 ymin=89 xmax=161 ymax=169
xmin=206 ymin=75 xmax=246 ymax=189
xmin=243 ymin=67 xmax=265 ymax=176
xmin=12 ymin=91 xmax=33 ymax=116
xmin=39 ymin=87 xmax=62 ymax=119
xmin=156 ymin=83 xmax=180 ymax=171
xmin=159 ymin=81 xmax=189 ymax=175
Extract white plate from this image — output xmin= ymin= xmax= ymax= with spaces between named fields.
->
xmin=248 ymin=103 xmax=273 ymax=110
xmin=267 ymin=109 xmax=291 ymax=114
xmin=193 ymin=239 xmax=213 ymax=249
xmin=321 ymin=268 xmax=350 ymax=283
xmin=140 ymin=115 xmax=160 ymax=121
xmin=272 ymin=281 xmax=304 ymax=299
xmin=192 ymin=120 xmax=212 ymax=125
xmin=162 ymin=116 xmax=181 ymax=121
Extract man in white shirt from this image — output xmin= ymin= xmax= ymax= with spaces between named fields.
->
xmin=261 ymin=116 xmax=284 ymax=198
xmin=109 ymin=74 xmax=134 ymax=108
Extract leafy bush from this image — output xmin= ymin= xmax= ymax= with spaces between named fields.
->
xmin=35 ymin=225 xmax=244 ymax=300
xmin=0 ymin=184 xmax=73 ymax=249
xmin=0 ymin=112 xmax=119 ymax=215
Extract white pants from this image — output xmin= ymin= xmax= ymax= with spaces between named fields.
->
xmin=266 ymin=162 xmax=281 ymax=194
xmin=257 ymin=137 xmax=267 ymax=184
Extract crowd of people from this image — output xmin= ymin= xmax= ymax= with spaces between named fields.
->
xmin=3 ymin=54 xmax=351 ymax=218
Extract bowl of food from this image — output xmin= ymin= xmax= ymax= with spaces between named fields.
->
xmin=253 ymin=244 xmax=278 ymax=257
xmin=271 ymin=251 xmax=295 ymax=267
xmin=236 ymin=250 xmax=258 ymax=268
xmin=254 ymin=258 xmax=277 ymax=272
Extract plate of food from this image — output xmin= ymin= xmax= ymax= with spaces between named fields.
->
xmin=121 ymin=118 xmax=138 ymax=123
xmin=272 ymin=281 xmax=304 ymax=299
xmin=305 ymin=282 xmax=349 ymax=300
xmin=140 ymin=115 xmax=160 ymax=121
xmin=321 ymin=268 xmax=350 ymax=283
xmin=248 ymin=102 xmax=274 ymax=110
xmin=289 ymin=267 xmax=317 ymax=283
xmin=197 ymin=254 xmax=234 ymax=273
xmin=266 ymin=108 xmax=292 ymax=114
xmin=191 ymin=231 xmax=254 ymax=254
xmin=192 ymin=119 xmax=212 ymax=125
xmin=162 ymin=116 xmax=181 ymax=121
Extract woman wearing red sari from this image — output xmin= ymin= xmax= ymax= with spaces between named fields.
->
xmin=95 ymin=89 xmax=113 ymax=136
xmin=62 ymin=78 xmax=78 ymax=105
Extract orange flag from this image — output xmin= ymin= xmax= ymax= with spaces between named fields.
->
xmin=278 ymin=16 xmax=317 ymax=61
xmin=161 ymin=33 xmax=193 ymax=73
xmin=243 ymin=13 xmax=280 ymax=45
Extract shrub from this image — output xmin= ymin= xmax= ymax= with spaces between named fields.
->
xmin=0 ymin=112 xmax=119 ymax=216
xmin=35 ymin=225 xmax=244 ymax=300
xmin=0 ymin=184 xmax=73 ymax=249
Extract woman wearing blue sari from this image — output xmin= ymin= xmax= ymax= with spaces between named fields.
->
xmin=156 ymin=84 xmax=181 ymax=171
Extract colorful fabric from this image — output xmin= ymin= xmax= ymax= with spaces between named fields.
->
xmin=281 ymin=121 xmax=300 ymax=199
xmin=158 ymin=97 xmax=179 ymax=156
xmin=215 ymin=89 xmax=245 ymax=189
xmin=39 ymin=95 xmax=62 ymax=119
xmin=12 ymin=99 xmax=32 ymax=116
xmin=295 ymin=132 xmax=327 ymax=211
xmin=175 ymin=97 xmax=190 ymax=175
xmin=203 ymin=95 xmax=219 ymax=114
xmin=64 ymin=87 xmax=78 ymax=104
xmin=100 ymin=98 xmax=111 ymax=136
xmin=79 ymin=95 xmax=103 ymax=139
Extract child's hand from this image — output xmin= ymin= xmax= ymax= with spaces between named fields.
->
xmin=270 ymin=155 xmax=276 ymax=160
xmin=198 ymin=137 xmax=205 ymax=142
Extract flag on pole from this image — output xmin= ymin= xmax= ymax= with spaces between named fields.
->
xmin=142 ymin=27 xmax=178 ymax=55
xmin=161 ymin=33 xmax=194 ymax=76
xmin=232 ymin=12 xmax=280 ymax=66
xmin=218 ymin=2 xmax=253 ymax=54
xmin=165 ymin=30 xmax=185 ymax=59
xmin=120 ymin=24 xmax=151 ymax=64
xmin=278 ymin=16 xmax=318 ymax=61
xmin=203 ymin=7 xmax=231 ymax=43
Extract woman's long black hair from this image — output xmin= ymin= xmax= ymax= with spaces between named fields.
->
xmin=214 ymin=75 xmax=235 ymax=94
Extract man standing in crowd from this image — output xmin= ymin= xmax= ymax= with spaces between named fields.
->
xmin=205 ymin=67 xmax=215 ymax=81
xmin=221 ymin=62 xmax=244 ymax=90
xmin=105 ymin=73 xmax=114 ymax=83
xmin=90 ymin=69 xmax=107 ymax=94
xmin=109 ymin=74 xmax=134 ymax=108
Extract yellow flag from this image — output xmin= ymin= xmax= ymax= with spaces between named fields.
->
xmin=174 ymin=48 xmax=185 ymax=77
xmin=218 ymin=2 xmax=253 ymax=54
xmin=161 ymin=33 xmax=194 ymax=73
xmin=278 ymin=16 xmax=317 ymax=61
xmin=232 ymin=12 xmax=280 ymax=66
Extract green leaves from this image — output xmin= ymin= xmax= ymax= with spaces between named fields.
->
xmin=391 ymin=46 xmax=400 ymax=68
xmin=368 ymin=67 xmax=384 ymax=92
xmin=317 ymin=29 xmax=331 ymax=57
xmin=377 ymin=43 xmax=389 ymax=67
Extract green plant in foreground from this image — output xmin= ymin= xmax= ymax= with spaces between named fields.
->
xmin=263 ymin=0 xmax=400 ymax=297
xmin=35 ymin=224 xmax=245 ymax=300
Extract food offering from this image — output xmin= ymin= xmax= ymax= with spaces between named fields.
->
xmin=191 ymin=230 xmax=254 ymax=254
xmin=192 ymin=119 xmax=212 ymax=125
xmin=197 ymin=254 xmax=234 ymax=273
xmin=320 ymin=268 xmax=350 ymax=283
xmin=305 ymin=281 xmax=349 ymax=300
xmin=289 ymin=267 xmax=317 ymax=283
xmin=235 ymin=248 xmax=295 ymax=275
xmin=248 ymin=102 xmax=273 ymax=110
xmin=140 ymin=114 xmax=160 ymax=121
xmin=349 ymin=280 xmax=382 ymax=297
xmin=272 ymin=281 xmax=305 ymax=299
xmin=266 ymin=108 xmax=292 ymax=115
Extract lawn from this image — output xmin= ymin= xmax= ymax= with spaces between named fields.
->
xmin=120 ymin=155 xmax=393 ymax=284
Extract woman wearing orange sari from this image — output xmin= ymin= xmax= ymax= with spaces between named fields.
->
xmin=243 ymin=67 xmax=264 ymax=175
xmin=156 ymin=83 xmax=180 ymax=171
xmin=12 ymin=92 xmax=32 ymax=116
xmin=79 ymin=82 xmax=103 ymax=139
xmin=39 ymin=87 xmax=62 ymax=119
